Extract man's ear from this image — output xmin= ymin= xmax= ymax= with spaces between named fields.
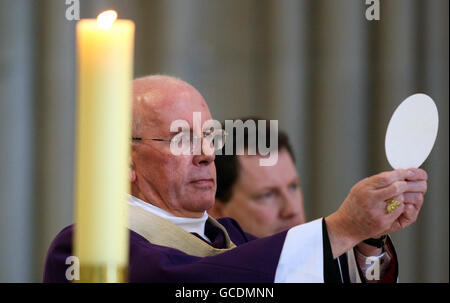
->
xmin=129 ymin=160 xmax=136 ymax=183
xmin=208 ymin=199 xmax=225 ymax=218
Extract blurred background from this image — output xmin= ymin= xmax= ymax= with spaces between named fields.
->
xmin=0 ymin=0 xmax=448 ymax=282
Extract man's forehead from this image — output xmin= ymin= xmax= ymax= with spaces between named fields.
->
xmin=238 ymin=150 xmax=298 ymax=184
xmin=133 ymin=76 xmax=212 ymax=131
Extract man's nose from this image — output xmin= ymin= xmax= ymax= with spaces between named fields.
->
xmin=192 ymin=143 xmax=215 ymax=166
xmin=279 ymin=193 xmax=302 ymax=220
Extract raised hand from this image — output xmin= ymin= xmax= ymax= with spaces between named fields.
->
xmin=325 ymin=168 xmax=428 ymax=258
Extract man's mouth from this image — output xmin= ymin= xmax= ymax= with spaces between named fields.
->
xmin=190 ymin=178 xmax=215 ymax=187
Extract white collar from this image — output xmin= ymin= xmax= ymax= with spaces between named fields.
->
xmin=127 ymin=194 xmax=211 ymax=242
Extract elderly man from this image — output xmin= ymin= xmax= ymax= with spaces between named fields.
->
xmin=210 ymin=117 xmax=428 ymax=282
xmin=43 ymin=75 xmax=428 ymax=283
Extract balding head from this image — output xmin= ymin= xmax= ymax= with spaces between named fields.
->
xmin=133 ymin=75 xmax=191 ymax=135
xmin=130 ymin=75 xmax=217 ymax=218
xmin=132 ymin=75 xmax=210 ymax=137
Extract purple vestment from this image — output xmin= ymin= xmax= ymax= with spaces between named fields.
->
xmin=43 ymin=217 xmax=288 ymax=283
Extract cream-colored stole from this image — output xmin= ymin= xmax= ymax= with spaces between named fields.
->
xmin=127 ymin=204 xmax=237 ymax=257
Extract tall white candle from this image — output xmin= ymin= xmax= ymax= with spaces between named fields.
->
xmin=74 ymin=10 xmax=135 ymax=282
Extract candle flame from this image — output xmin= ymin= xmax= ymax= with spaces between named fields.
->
xmin=97 ymin=10 xmax=118 ymax=29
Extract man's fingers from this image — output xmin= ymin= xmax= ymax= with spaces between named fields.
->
xmin=403 ymin=203 xmax=419 ymax=220
xmin=370 ymin=169 xmax=414 ymax=189
xmin=389 ymin=220 xmax=403 ymax=234
xmin=405 ymin=181 xmax=428 ymax=193
xmin=388 ymin=198 xmax=422 ymax=233
xmin=373 ymin=180 xmax=426 ymax=202
xmin=396 ymin=204 xmax=418 ymax=229
xmin=375 ymin=180 xmax=408 ymax=200
xmin=385 ymin=209 xmax=405 ymax=234
xmin=403 ymin=192 xmax=425 ymax=209
xmin=405 ymin=168 xmax=428 ymax=181
xmin=392 ymin=193 xmax=404 ymax=203
xmin=380 ymin=201 xmax=405 ymax=229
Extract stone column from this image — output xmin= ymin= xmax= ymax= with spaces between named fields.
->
xmin=420 ymin=0 xmax=449 ymax=282
xmin=0 ymin=0 xmax=35 ymax=282
xmin=309 ymin=0 xmax=369 ymax=218
xmin=266 ymin=0 xmax=312 ymax=213
xmin=33 ymin=0 xmax=76 ymax=281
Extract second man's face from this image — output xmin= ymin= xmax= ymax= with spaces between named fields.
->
xmin=216 ymin=149 xmax=306 ymax=237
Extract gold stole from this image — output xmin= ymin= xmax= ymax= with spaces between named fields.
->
xmin=127 ymin=204 xmax=237 ymax=257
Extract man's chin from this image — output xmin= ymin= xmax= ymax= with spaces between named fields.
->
xmin=182 ymin=196 xmax=215 ymax=212
xmin=196 ymin=199 xmax=214 ymax=210
xmin=196 ymin=199 xmax=215 ymax=212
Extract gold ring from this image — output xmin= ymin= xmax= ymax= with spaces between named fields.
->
xmin=386 ymin=199 xmax=401 ymax=214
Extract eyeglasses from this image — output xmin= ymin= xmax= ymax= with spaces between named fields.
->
xmin=132 ymin=129 xmax=228 ymax=154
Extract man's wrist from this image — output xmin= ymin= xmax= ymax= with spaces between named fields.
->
xmin=324 ymin=213 xmax=361 ymax=258
xmin=362 ymin=235 xmax=387 ymax=249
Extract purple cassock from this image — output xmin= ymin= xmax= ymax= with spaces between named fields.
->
xmin=43 ymin=217 xmax=397 ymax=283
xmin=44 ymin=217 xmax=287 ymax=283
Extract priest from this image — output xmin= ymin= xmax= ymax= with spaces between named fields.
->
xmin=43 ymin=75 xmax=428 ymax=282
